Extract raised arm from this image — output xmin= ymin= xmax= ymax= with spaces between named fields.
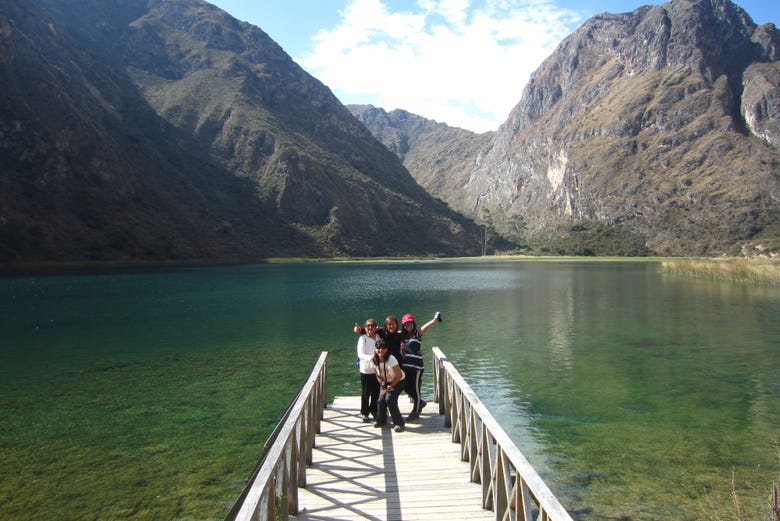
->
xmin=354 ymin=322 xmax=388 ymax=336
xmin=418 ymin=311 xmax=442 ymax=337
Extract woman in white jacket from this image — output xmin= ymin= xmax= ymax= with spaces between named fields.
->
xmin=357 ymin=319 xmax=381 ymax=422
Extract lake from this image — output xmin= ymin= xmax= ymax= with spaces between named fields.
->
xmin=1 ymin=259 xmax=778 ymax=520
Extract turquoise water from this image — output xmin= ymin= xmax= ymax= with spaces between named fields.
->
xmin=1 ymin=260 xmax=778 ymax=520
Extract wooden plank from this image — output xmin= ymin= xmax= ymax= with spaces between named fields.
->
xmin=293 ymin=396 xmax=495 ymax=521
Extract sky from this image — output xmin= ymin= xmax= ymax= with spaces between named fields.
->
xmin=208 ymin=0 xmax=779 ymax=133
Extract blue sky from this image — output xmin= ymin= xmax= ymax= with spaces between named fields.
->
xmin=209 ymin=1 xmax=778 ymax=132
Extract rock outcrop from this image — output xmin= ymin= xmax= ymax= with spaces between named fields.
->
xmin=462 ymin=0 xmax=780 ymax=255
xmin=356 ymin=0 xmax=780 ymax=256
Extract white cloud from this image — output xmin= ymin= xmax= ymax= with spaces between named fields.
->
xmin=299 ymin=0 xmax=582 ymax=132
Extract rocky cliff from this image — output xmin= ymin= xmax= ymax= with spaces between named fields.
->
xmin=354 ymin=0 xmax=780 ymax=256
xmin=465 ymin=0 xmax=780 ymax=255
xmin=0 ymin=0 xmax=479 ymax=265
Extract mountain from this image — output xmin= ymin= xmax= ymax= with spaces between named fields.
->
xmin=0 ymin=0 xmax=480 ymax=266
xmin=346 ymin=106 xmax=494 ymax=208
xmin=354 ymin=0 xmax=780 ymax=256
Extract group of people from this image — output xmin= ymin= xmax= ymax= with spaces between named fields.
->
xmin=355 ymin=311 xmax=441 ymax=432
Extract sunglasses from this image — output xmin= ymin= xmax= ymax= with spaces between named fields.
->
xmin=403 ymin=322 xmax=414 ymax=327
xmin=375 ymin=345 xmax=388 ymax=350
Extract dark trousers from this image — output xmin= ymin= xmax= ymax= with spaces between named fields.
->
xmin=404 ymin=367 xmax=424 ymax=413
xmin=377 ymin=384 xmax=405 ymax=426
xmin=360 ymin=372 xmax=379 ymax=417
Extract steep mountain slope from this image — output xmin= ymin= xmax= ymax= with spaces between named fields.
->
xmin=353 ymin=0 xmax=780 ymax=256
xmin=462 ymin=0 xmax=780 ymax=256
xmin=347 ymin=106 xmax=494 ymax=208
xmin=0 ymin=0 xmax=479 ymax=265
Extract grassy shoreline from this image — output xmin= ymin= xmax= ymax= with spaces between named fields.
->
xmin=0 ymin=254 xmax=673 ymax=274
xmin=661 ymin=257 xmax=780 ymax=285
xmin=11 ymin=254 xmax=780 ymax=278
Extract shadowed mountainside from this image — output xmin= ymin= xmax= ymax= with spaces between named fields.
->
xmin=0 ymin=0 xmax=480 ymax=266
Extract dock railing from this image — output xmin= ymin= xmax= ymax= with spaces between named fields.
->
xmin=432 ymin=347 xmax=574 ymax=521
xmin=226 ymin=351 xmax=328 ymax=521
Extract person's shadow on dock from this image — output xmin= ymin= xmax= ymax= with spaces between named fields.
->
xmin=293 ymin=396 xmax=446 ymax=520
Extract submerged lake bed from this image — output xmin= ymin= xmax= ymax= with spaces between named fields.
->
xmin=1 ymin=259 xmax=778 ymax=520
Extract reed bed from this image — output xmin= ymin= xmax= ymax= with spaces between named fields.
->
xmin=661 ymin=257 xmax=780 ymax=285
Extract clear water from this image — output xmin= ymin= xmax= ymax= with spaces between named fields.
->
xmin=1 ymin=260 xmax=778 ymax=520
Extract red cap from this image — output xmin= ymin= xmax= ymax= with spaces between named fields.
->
xmin=401 ymin=313 xmax=415 ymax=325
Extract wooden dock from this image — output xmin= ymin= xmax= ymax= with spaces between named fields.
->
xmin=293 ymin=396 xmax=494 ymax=521
xmin=228 ymin=350 xmax=573 ymax=521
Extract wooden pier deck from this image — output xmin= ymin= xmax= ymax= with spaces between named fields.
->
xmin=228 ymin=351 xmax=573 ymax=521
xmin=293 ymin=396 xmax=494 ymax=521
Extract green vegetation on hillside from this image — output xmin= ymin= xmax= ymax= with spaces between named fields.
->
xmin=530 ymin=221 xmax=654 ymax=257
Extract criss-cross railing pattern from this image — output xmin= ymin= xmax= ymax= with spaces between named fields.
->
xmin=227 ymin=351 xmax=328 ymax=521
xmin=432 ymin=347 xmax=573 ymax=521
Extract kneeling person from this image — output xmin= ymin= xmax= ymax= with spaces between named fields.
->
xmin=373 ymin=338 xmax=406 ymax=432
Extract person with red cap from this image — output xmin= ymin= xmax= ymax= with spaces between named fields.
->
xmin=354 ymin=310 xmax=442 ymax=421
xmin=399 ymin=311 xmax=441 ymax=422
